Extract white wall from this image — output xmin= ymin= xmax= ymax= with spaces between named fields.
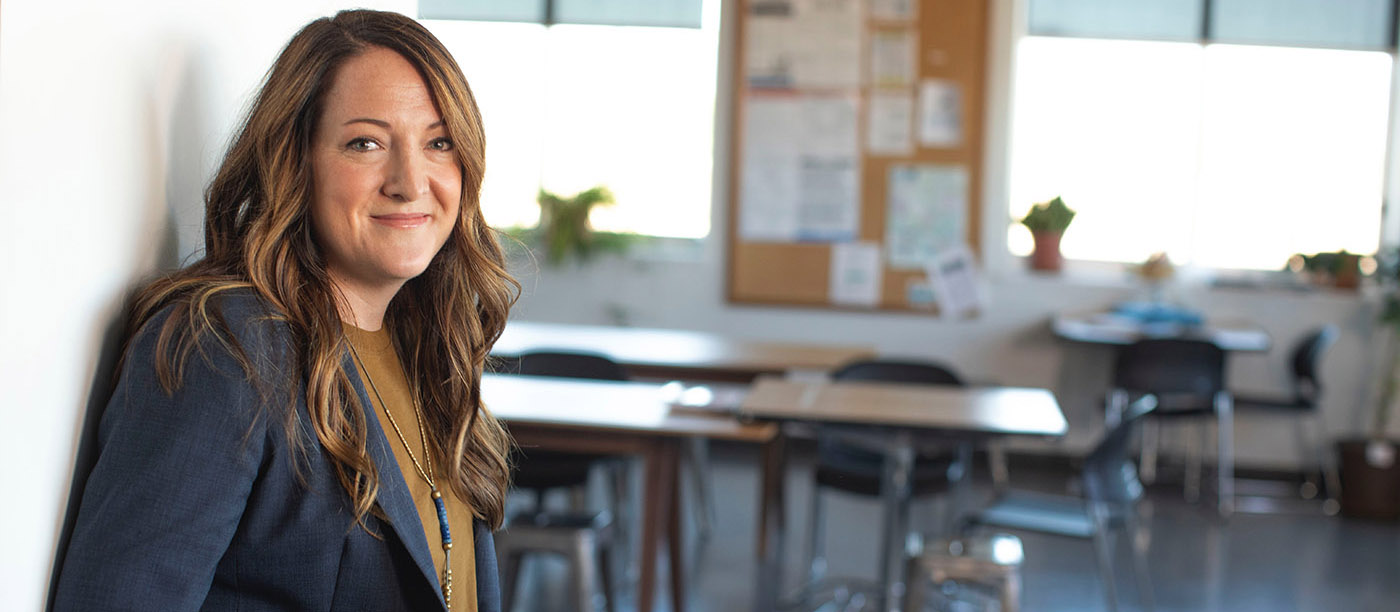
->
xmin=0 ymin=1 xmax=410 ymax=608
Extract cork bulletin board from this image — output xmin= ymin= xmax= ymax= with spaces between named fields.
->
xmin=725 ymin=0 xmax=989 ymax=312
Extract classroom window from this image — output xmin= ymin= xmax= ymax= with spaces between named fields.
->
xmin=425 ymin=1 xmax=720 ymax=239
xmin=1007 ymin=36 xmax=1392 ymax=270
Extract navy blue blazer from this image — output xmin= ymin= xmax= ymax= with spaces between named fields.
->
xmin=52 ymin=292 xmax=501 ymax=611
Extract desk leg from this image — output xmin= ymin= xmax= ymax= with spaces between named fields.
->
xmin=878 ymin=432 xmax=915 ymax=612
xmin=639 ymin=441 xmax=665 ymax=612
xmin=754 ymin=433 xmax=787 ymax=612
xmin=665 ymin=442 xmax=686 ymax=612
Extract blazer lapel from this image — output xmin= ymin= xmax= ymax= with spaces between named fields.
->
xmin=474 ymin=520 xmax=502 ymax=612
xmin=344 ymin=353 xmax=447 ymax=610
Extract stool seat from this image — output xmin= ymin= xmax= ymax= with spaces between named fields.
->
xmin=496 ymin=509 xmax=616 ymax=612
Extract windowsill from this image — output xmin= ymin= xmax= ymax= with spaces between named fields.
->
xmin=990 ymin=256 xmax=1377 ymax=302
xmin=621 ymin=235 xmax=710 ymax=263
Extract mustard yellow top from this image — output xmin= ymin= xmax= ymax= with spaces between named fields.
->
xmin=344 ymin=323 xmax=477 ymax=612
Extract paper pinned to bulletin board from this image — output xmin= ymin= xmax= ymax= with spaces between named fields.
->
xmin=885 ymin=164 xmax=968 ymax=269
xmin=919 ymin=79 xmax=963 ymax=147
xmin=745 ymin=0 xmax=862 ymax=90
xmin=739 ymin=93 xmax=861 ymax=242
xmin=830 ymin=241 xmax=883 ymax=307
xmin=926 ymin=245 xmax=984 ymax=318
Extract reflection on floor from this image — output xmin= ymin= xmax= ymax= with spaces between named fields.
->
xmin=502 ymin=442 xmax=1400 ymax=612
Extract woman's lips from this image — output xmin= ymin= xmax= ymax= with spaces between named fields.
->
xmin=371 ymin=213 xmax=430 ymax=229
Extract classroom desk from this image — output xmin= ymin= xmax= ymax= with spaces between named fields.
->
xmin=481 ymin=374 xmax=780 ymax=612
xmin=741 ymin=378 xmax=1068 ymax=612
xmin=494 ymin=321 xmax=876 ymax=382
xmin=1053 ymin=310 xmax=1272 ymax=352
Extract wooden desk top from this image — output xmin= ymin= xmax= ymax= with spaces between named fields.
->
xmin=494 ymin=321 xmax=875 ymax=377
xmin=481 ymin=373 xmax=777 ymax=442
xmin=1053 ymin=311 xmax=1271 ymax=352
xmin=739 ymin=378 xmax=1068 ymax=438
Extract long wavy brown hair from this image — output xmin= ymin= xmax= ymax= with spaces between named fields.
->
xmin=123 ymin=9 xmax=517 ymax=528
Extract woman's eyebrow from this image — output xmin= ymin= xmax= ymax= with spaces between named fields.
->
xmin=340 ymin=118 xmax=445 ymax=130
xmin=343 ymin=118 xmax=389 ymax=128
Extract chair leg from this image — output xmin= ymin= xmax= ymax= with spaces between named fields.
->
xmin=1216 ymin=392 xmax=1235 ymax=517
xmin=1141 ymin=418 xmax=1160 ymax=485
xmin=571 ymin=532 xmax=599 ymax=612
xmin=988 ymin=440 xmax=1010 ymax=491
xmin=1293 ymin=416 xmax=1319 ymax=499
xmin=596 ymin=532 xmax=616 ymax=612
xmin=1184 ymin=421 xmax=1202 ymax=503
xmin=1124 ymin=507 xmax=1155 ymax=612
xmin=1089 ymin=505 xmax=1121 ymax=612
xmin=805 ymin=480 xmax=828 ymax=592
xmin=609 ymin=460 xmax=636 ymax=585
xmin=684 ymin=437 xmax=716 ymax=543
xmin=1314 ymin=412 xmax=1343 ymax=515
xmin=903 ymin=555 xmax=927 ymax=612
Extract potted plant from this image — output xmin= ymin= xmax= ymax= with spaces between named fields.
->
xmin=504 ymin=185 xmax=636 ymax=266
xmin=1019 ymin=196 xmax=1076 ymax=272
xmin=1339 ymin=249 xmax=1400 ymax=519
xmin=1291 ymin=250 xmax=1365 ymax=290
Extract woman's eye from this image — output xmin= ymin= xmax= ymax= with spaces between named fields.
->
xmin=429 ymin=138 xmax=454 ymax=152
xmin=346 ymin=138 xmax=381 ymax=152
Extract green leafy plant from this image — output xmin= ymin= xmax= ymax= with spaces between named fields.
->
xmin=504 ymin=186 xmax=637 ymax=266
xmin=1020 ymin=196 xmax=1076 ymax=234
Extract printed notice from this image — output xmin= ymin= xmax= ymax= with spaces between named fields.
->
xmin=745 ymin=0 xmax=862 ymax=89
xmin=918 ymin=79 xmax=963 ymax=147
xmin=867 ymin=90 xmax=914 ymax=155
xmin=886 ymin=164 xmax=968 ymax=268
xmin=926 ymin=245 xmax=983 ymax=319
xmin=740 ymin=93 xmax=861 ymax=242
xmin=869 ymin=29 xmax=916 ymax=88
xmin=871 ymin=0 xmax=917 ymax=21
xmin=830 ymin=241 xmax=883 ymax=307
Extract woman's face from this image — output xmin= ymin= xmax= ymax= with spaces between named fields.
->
xmin=310 ymin=46 xmax=462 ymax=301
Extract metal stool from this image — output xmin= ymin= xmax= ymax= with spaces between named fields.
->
xmin=496 ymin=509 xmax=616 ymax=612
xmin=904 ymin=534 xmax=1023 ymax=612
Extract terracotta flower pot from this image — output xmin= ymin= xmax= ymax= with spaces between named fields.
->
xmin=1029 ymin=230 xmax=1064 ymax=272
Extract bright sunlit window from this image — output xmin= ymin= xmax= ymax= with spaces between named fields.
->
xmin=425 ymin=3 xmax=720 ymax=239
xmin=1008 ymin=37 xmax=1392 ymax=270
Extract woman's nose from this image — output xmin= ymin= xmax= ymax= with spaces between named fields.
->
xmin=382 ymin=147 xmax=430 ymax=202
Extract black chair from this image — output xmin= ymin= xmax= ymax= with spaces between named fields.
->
xmin=801 ymin=359 xmax=968 ymax=601
xmin=1109 ymin=338 xmax=1234 ymax=516
xmin=507 ymin=351 xmax=631 ymax=502
xmin=960 ymin=396 xmax=1157 ymax=612
xmin=1233 ymin=325 xmax=1341 ymax=513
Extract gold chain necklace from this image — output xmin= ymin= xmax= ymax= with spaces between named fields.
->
xmin=346 ymin=340 xmax=454 ymax=611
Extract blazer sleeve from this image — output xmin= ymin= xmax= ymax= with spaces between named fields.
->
xmin=52 ymin=312 xmax=278 ymax=611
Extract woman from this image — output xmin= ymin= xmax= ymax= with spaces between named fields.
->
xmin=52 ymin=9 xmax=516 ymax=612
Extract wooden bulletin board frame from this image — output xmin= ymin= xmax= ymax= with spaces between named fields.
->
xmin=725 ymin=0 xmax=989 ymax=312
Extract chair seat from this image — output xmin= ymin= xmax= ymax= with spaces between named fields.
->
xmin=512 ymin=451 xmax=601 ymax=490
xmin=1233 ymin=393 xmax=1312 ymax=412
xmin=815 ymin=444 xmax=958 ymax=497
xmin=970 ymin=491 xmax=1098 ymax=539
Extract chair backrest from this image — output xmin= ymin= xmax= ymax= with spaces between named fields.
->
xmin=513 ymin=351 xmax=630 ymax=381
xmin=1289 ymin=325 xmax=1338 ymax=405
xmin=1082 ymin=398 xmax=1154 ymax=505
xmin=831 ymin=359 xmax=964 ymax=387
xmin=1111 ymin=339 xmax=1225 ymax=399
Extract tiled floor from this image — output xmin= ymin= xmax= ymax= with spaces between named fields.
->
xmin=503 ymin=442 xmax=1400 ymax=612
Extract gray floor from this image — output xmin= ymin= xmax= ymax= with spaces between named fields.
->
xmin=502 ymin=442 xmax=1400 ymax=612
